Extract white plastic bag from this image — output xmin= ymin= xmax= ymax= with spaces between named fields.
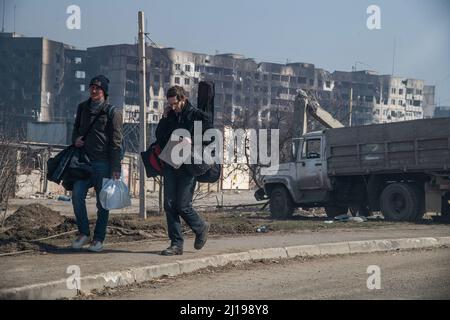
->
xmin=99 ymin=178 xmax=132 ymax=210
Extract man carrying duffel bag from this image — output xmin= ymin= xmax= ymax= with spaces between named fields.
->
xmin=70 ymin=75 xmax=124 ymax=253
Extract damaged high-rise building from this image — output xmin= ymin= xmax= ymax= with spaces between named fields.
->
xmin=0 ymin=32 xmax=436 ymax=144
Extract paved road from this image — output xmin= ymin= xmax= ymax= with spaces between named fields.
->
xmin=94 ymin=247 xmax=450 ymax=300
xmin=2 ymin=225 xmax=449 ymax=289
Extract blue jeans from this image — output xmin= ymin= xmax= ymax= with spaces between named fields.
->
xmin=72 ymin=161 xmax=111 ymax=242
xmin=163 ymin=165 xmax=206 ymax=248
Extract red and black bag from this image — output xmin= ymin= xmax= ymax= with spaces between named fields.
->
xmin=140 ymin=142 xmax=164 ymax=177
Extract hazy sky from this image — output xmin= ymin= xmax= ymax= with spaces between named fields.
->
xmin=3 ymin=0 xmax=450 ymax=104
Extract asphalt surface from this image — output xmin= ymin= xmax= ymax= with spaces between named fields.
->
xmin=2 ymin=225 xmax=449 ymax=289
xmin=93 ymin=247 xmax=450 ymax=300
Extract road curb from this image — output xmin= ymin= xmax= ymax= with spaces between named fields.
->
xmin=1 ymin=236 xmax=448 ymax=300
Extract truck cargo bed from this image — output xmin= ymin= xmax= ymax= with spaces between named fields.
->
xmin=326 ymin=118 xmax=450 ymax=176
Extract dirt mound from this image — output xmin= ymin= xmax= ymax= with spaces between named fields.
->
xmin=0 ymin=204 xmax=77 ymax=253
xmin=5 ymin=203 xmax=66 ymax=231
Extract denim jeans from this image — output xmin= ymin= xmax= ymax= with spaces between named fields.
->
xmin=163 ymin=165 xmax=206 ymax=248
xmin=72 ymin=161 xmax=111 ymax=242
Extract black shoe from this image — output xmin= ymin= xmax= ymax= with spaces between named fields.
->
xmin=160 ymin=246 xmax=183 ymax=256
xmin=194 ymin=222 xmax=210 ymax=250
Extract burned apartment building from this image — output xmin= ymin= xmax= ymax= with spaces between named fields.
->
xmin=0 ymin=32 xmax=87 ymax=142
xmin=331 ymin=71 xmax=434 ymax=126
xmin=1 ymin=33 xmax=435 ymax=147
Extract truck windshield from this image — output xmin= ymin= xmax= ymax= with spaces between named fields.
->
xmin=302 ymin=139 xmax=321 ymax=159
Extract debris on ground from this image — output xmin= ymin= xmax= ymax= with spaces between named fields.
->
xmin=57 ymin=195 xmax=71 ymax=202
xmin=348 ymin=216 xmax=367 ymax=223
xmin=367 ymin=215 xmax=384 ymax=221
xmin=256 ymin=225 xmax=269 ymax=233
xmin=333 ymin=215 xmax=368 ymax=223
xmin=5 ymin=203 xmax=66 ymax=230
xmin=334 ymin=214 xmax=351 ymax=222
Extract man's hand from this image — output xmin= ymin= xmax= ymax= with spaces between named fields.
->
xmin=112 ymin=171 xmax=121 ymax=180
xmin=75 ymin=136 xmax=85 ymax=148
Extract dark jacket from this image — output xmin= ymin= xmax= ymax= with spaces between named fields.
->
xmin=72 ymin=99 xmax=123 ymax=172
xmin=155 ymin=100 xmax=213 ymax=151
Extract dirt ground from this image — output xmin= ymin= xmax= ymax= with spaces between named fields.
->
xmin=1 ymin=201 xmax=446 ymax=255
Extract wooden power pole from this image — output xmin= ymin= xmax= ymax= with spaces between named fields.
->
xmin=138 ymin=11 xmax=147 ymax=219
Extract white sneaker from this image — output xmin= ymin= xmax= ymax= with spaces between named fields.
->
xmin=72 ymin=235 xmax=90 ymax=249
xmin=88 ymin=240 xmax=104 ymax=253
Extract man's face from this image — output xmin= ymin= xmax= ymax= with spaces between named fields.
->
xmin=167 ymin=96 xmax=184 ymax=113
xmin=89 ymin=84 xmax=105 ymax=101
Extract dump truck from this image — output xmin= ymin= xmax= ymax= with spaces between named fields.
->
xmin=255 ymin=92 xmax=450 ymax=221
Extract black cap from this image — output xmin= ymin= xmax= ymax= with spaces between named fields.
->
xmin=89 ymin=75 xmax=110 ymax=97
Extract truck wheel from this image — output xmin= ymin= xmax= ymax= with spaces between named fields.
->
xmin=325 ymin=205 xmax=349 ymax=219
xmin=380 ymin=183 xmax=420 ymax=221
xmin=269 ymin=186 xmax=294 ymax=219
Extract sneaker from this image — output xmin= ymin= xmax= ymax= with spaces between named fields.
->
xmin=72 ymin=235 xmax=90 ymax=249
xmin=160 ymin=246 xmax=183 ymax=256
xmin=88 ymin=240 xmax=104 ymax=253
xmin=194 ymin=222 xmax=210 ymax=250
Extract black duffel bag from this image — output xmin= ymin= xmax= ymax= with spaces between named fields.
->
xmin=184 ymin=147 xmax=221 ymax=183
xmin=47 ymin=145 xmax=76 ymax=184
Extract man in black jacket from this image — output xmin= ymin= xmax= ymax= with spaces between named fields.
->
xmin=71 ymin=75 xmax=123 ymax=252
xmin=156 ymin=86 xmax=212 ymax=255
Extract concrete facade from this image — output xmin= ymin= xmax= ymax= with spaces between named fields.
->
xmin=0 ymin=33 xmax=86 ymax=139
xmin=1 ymin=32 xmax=435 ymax=143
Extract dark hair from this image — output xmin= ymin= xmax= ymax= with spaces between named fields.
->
xmin=166 ymin=86 xmax=187 ymax=101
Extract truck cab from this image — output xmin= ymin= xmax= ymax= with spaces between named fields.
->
xmin=256 ymin=131 xmax=332 ymax=219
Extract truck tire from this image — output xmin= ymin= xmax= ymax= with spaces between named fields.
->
xmin=380 ymin=183 xmax=420 ymax=221
xmin=269 ymin=185 xmax=295 ymax=219
xmin=325 ymin=205 xmax=349 ymax=218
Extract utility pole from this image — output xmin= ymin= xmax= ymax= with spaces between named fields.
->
xmin=349 ymin=87 xmax=353 ymax=126
xmin=2 ymin=0 xmax=6 ymax=33
xmin=138 ymin=11 xmax=147 ymax=219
